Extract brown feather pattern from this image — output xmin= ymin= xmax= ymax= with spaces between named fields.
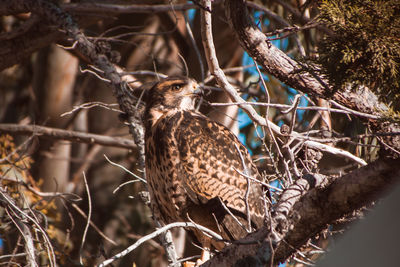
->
xmin=144 ymin=76 xmax=266 ymax=251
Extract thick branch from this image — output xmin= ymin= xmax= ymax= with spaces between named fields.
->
xmin=0 ymin=124 xmax=136 ymax=149
xmin=224 ymin=0 xmax=393 ymax=116
xmin=273 ymin=158 xmax=400 ymax=262
xmin=199 ymin=0 xmax=366 ymax=166
xmin=11 ymin=0 xmax=179 ymax=264
xmin=225 ymin=0 xmax=330 ymax=98
xmin=224 ymin=0 xmax=400 ymax=153
xmin=203 ymin=158 xmax=400 ymax=266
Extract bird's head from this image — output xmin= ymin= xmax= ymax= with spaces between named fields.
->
xmin=144 ymin=76 xmax=203 ymax=127
xmin=145 ymin=76 xmax=202 ymax=111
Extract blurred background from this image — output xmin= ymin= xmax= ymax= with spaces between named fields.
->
xmin=1 ymin=0 xmax=398 ymax=266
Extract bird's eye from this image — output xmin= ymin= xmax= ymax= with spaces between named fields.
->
xmin=172 ymin=84 xmax=182 ymax=90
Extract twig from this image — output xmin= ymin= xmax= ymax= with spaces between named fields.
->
xmin=303 ymin=140 xmax=367 ymax=166
xmin=175 ymin=255 xmax=201 ymax=264
xmin=0 ymin=177 xmax=82 ymax=200
xmin=273 ymin=0 xmax=332 ymax=35
xmin=70 ymin=144 xmax=103 ymax=192
xmin=265 ymin=23 xmax=319 ymax=37
xmin=0 ymin=253 xmax=27 ymax=260
xmin=246 ymin=2 xmax=306 ymax=57
xmin=329 ymin=100 xmax=380 ymax=120
xmin=293 ymin=256 xmax=315 ymax=266
xmin=97 ymin=222 xmax=224 ymax=267
xmin=71 ymin=203 xmax=117 ymax=246
xmin=204 ymin=65 xmax=256 ymax=84
xmin=80 ymin=66 xmax=111 ymax=83
xmin=61 ymin=101 xmax=122 ymax=117
xmin=5 ymin=208 xmax=38 ymax=267
xmin=159 ymin=223 xmax=180 ymax=267
xmin=200 ymin=0 xmax=281 ymax=134
xmin=214 ymin=102 xmax=368 ymax=164
xmin=79 ymin=172 xmax=92 ymax=265
xmin=104 ymin=154 xmax=147 ymax=184
xmin=56 ymin=40 xmax=78 ymax=50
xmin=282 ymin=94 xmax=301 ymax=134
xmin=282 ymin=95 xmax=302 ymax=179
xmin=0 ymin=135 xmax=34 ymax=164
xmin=209 ymin=101 xmax=379 ymax=119
xmin=113 ymin=180 xmax=142 ymax=194
xmin=254 ymin=61 xmax=283 ymax=158
xmin=184 ymin=13 xmax=205 ymax=81
xmin=233 ymin=168 xmax=283 ymax=192
xmin=234 ymin=143 xmax=252 ymax=232
xmin=0 ymin=186 xmax=56 ymax=267
xmin=218 ymin=198 xmax=248 ymax=232
xmin=120 ymin=70 xmax=167 ymax=78
xmin=200 ymin=0 xmax=365 ymax=167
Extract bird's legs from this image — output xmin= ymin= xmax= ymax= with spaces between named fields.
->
xmin=183 ymin=239 xmax=211 ymax=267
xmin=196 ymin=238 xmax=211 ymax=266
xmin=197 ymin=248 xmax=210 ymax=265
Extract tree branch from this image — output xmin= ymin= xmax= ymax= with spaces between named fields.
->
xmin=199 ymin=0 xmax=366 ymax=166
xmin=224 ymin=0 xmax=400 ymax=153
xmin=0 ymin=124 xmax=136 ymax=149
xmin=225 ymin=0 xmax=330 ymax=98
xmin=272 ymin=158 xmax=400 ymax=263
xmin=62 ymin=2 xmax=198 ymax=15
xmin=203 ymin=158 xmax=400 ymax=266
xmin=8 ymin=0 xmax=179 ymax=264
xmin=224 ymin=0 xmax=393 ymax=116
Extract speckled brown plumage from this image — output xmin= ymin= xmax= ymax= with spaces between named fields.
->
xmin=144 ymin=76 xmax=266 ymax=254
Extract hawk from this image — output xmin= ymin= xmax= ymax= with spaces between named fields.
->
xmin=144 ymin=76 xmax=266 ymax=263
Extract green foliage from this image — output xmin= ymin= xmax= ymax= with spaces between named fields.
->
xmin=317 ymin=0 xmax=400 ymax=109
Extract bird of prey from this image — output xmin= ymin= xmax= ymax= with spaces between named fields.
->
xmin=144 ymin=76 xmax=266 ymax=264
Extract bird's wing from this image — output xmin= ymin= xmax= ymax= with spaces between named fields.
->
xmin=175 ymin=111 xmax=265 ymax=229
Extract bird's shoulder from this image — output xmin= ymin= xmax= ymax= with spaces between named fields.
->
xmin=148 ymin=109 xmax=257 ymax=177
xmin=173 ymin=110 xmax=239 ymax=146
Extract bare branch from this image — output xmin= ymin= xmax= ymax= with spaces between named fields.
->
xmin=210 ymin=101 xmax=380 ymax=120
xmin=224 ymin=0 xmax=400 ymax=154
xmin=0 ymin=186 xmax=56 ymax=267
xmin=60 ymin=102 xmax=122 ymax=117
xmin=71 ymin=203 xmax=117 ymax=246
xmin=5 ymin=208 xmax=38 ymax=267
xmin=234 ymin=143 xmax=252 ymax=232
xmin=62 ymin=2 xmax=198 ymax=15
xmin=79 ymin=172 xmax=92 ymax=265
xmin=0 ymin=124 xmax=136 ymax=149
xmin=199 ymin=0 xmax=366 ymax=167
xmin=302 ymin=140 xmax=367 ymax=166
xmin=225 ymin=0 xmax=330 ymax=98
xmin=98 ymin=222 xmax=224 ymax=267
xmin=200 ymin=0 xmax=279 ymax=133
xmin=104 ymin=154 xmax=147 ymax=184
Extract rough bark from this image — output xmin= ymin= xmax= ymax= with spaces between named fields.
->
xmin=203 ymin=158 xmax=400 ymax=266
xmin=224 ymin=0 xmax=400 ymax=153
xmin=225 ymin=0 xmax=331 ymax=98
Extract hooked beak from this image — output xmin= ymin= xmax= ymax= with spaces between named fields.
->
xmin=193 ymin=85 xmax=204 ymax=97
